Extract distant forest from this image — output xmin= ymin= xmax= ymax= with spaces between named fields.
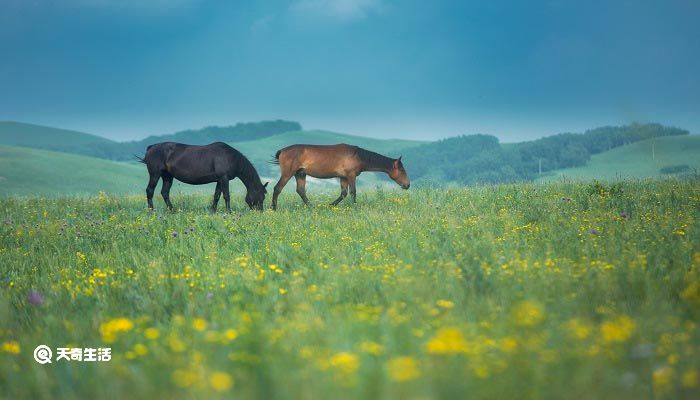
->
xmin=400 ymin=123 xmax=689 ymax=185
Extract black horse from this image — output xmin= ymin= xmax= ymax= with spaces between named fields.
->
xmin=138 ymin=142 xmax=268 ymax=211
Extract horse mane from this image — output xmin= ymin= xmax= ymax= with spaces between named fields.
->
xmin=236 ymin=151 xmax=265 ymax=190
xmin=354 ymin=146 xmax=394 ymax=170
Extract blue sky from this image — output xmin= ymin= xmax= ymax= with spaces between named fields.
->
xmin=1 ymin=0 xmax=698 ymax=142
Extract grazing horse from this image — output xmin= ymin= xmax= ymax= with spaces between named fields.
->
xmin=138 ymin=142 xmax=268 ymax=211
xmin=271 ymin=143 xmax=410 ymax=209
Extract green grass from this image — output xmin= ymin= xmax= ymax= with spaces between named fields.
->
xmin=0 ymin=121 xmax=113 ymax=147
xmin=539 ymin=135 xmax=700 ymax=182
xmin=1 ymin=181 xmax=699 ymax=399
xmin=0 ymin=145 xmax=147 ymax=196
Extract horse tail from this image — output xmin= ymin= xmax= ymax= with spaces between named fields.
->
xmin=135 ymin=144 xmax=157 ymax=164
xmin=268 ymin=149 xmax=281 ymax=165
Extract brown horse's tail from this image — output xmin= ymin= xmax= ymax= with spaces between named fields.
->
xmin=134 ymin=154 xmax=147 ymax=164
xmin=268 ymin=150 xmax=281 ymax=165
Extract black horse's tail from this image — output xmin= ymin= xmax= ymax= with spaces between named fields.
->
xmin=135 ymin=144 xmax=155 ymax=164
xmin=268 ymin=150 xmax=281 ymax=165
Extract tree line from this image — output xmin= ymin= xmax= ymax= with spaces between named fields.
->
xmin=400 ymin=123 xmax=689 ymax=185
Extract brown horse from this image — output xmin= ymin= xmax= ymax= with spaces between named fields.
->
xmin=270 ymin=144 xmax=410 ymax=209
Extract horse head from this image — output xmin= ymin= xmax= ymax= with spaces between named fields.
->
xmin=388 ymin=156 xmax=410 ymax=189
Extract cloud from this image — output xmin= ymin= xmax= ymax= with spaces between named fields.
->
xmin=290 ymin=0 xmax=384 ymax=21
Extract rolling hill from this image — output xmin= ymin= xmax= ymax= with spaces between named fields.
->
xmin=0 ymin=145 xmax=145 ymax=196
xmin=0 ymin=145 xmax=228 ymax=197
xmin=537 ymin=135 xmax=700 ymax=181
xmin=0 ymin=121 xmax=114 ymax=148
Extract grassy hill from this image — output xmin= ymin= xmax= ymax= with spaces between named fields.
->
xmin=0 ymin=145 xmax=145 ymax=196
xmin=0 ymin=146 xmax=226 ymax=197
xmin=538 ymin=135 xmax=700 ymax=181
xmin=0 ymin=121 xmax=114 ymax=148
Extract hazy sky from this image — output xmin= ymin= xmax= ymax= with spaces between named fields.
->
xmin=1 ymin=0 xmax=698 ymax=142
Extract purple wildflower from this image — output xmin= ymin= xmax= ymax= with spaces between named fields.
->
xmin=206 ymin=292 xmax=214 ymax=300
xmin=589 ymin=228 xmax=600 ymax=235
xmin=171 ymin=231 xmax=178 ymax=238
xmin=27 ymin=291 xmax=44 ymax=306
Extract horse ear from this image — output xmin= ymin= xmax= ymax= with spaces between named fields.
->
xmin=263 ymin=182 xmax=269 ymax=188
xmin=398 ymin=155 xmax=402 ymax=162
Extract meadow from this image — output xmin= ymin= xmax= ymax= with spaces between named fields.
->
xmin=1 ymin=180 xmax=699 ymax=399
xmin=539 ymin=135 xmax=700 ymax=182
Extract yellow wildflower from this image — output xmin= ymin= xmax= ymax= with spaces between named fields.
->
xmin=499 ymin=337 xmax=518 ymax=353
xmin=169 ymin=336 xmax=186 ymax=352
xmin=426 ymin=327 xmax=468 ymax=354
xmin=359 ymin=341 xmax=384 ymax=355
xmin=2 ymin=341 xmax=20 ymax=354
xmin=100 ymin=318 xmax=134 ymax=343
xmin=192 ymin=318 xmax=207 ymax=331
xmin=682 ymin=369 xmax=698 ymax=388
xmin=329 ymin=352 xmax=360 ymax=375
xmin=144 ymin=327 xmax=160 ymax=340
xmin=652 ymin=366 xmax=674 ymax=389
xmin=680 ymin=281 xmax=700 ymax=304
xmin=209 ymin=371 xmax=233 ymax=392
xmin=133 ymin=344 xmax=148 ymax=356
xmin=387 ymin=356 xmax=421 ymax=382
xmin=564 ymin=319 xmax=591 ymax=340
xmin=171 ymin=369 xmax=198 ymax=388
xmin=512 ymin=301 xmax=544 ymax=327
xmin=600 ymin=315 xmax=635 ymax=344
xmin=436 ymin=299 xmax=455 ymax=309
xmin=223 ymin=329 xmax=239 ymax=342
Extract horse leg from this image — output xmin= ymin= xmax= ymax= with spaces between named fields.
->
xmin=146 ymin=173 xmax=160 ymax=210
xmin=295 ymin=170 xmax=310 ymax=206
xmin=348 ymin=175 xmax=357 ymax=203
xmin=272 ymin=174 xmax=292 ymax=210
xmin=161 ymin=173 xmax=174 ymax=211
xmin=211 ymin=181 xmax=222 ymax=212
xmin=221 ymin=178 xmax=231 ymax=212
xmin=330 ymin=178 xmax=349 ymax=206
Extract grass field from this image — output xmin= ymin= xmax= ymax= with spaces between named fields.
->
xmin=539 ymin=135 xmax=700 ymax=182
xmin=1 ymin=181 xmax=699 ymax=399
